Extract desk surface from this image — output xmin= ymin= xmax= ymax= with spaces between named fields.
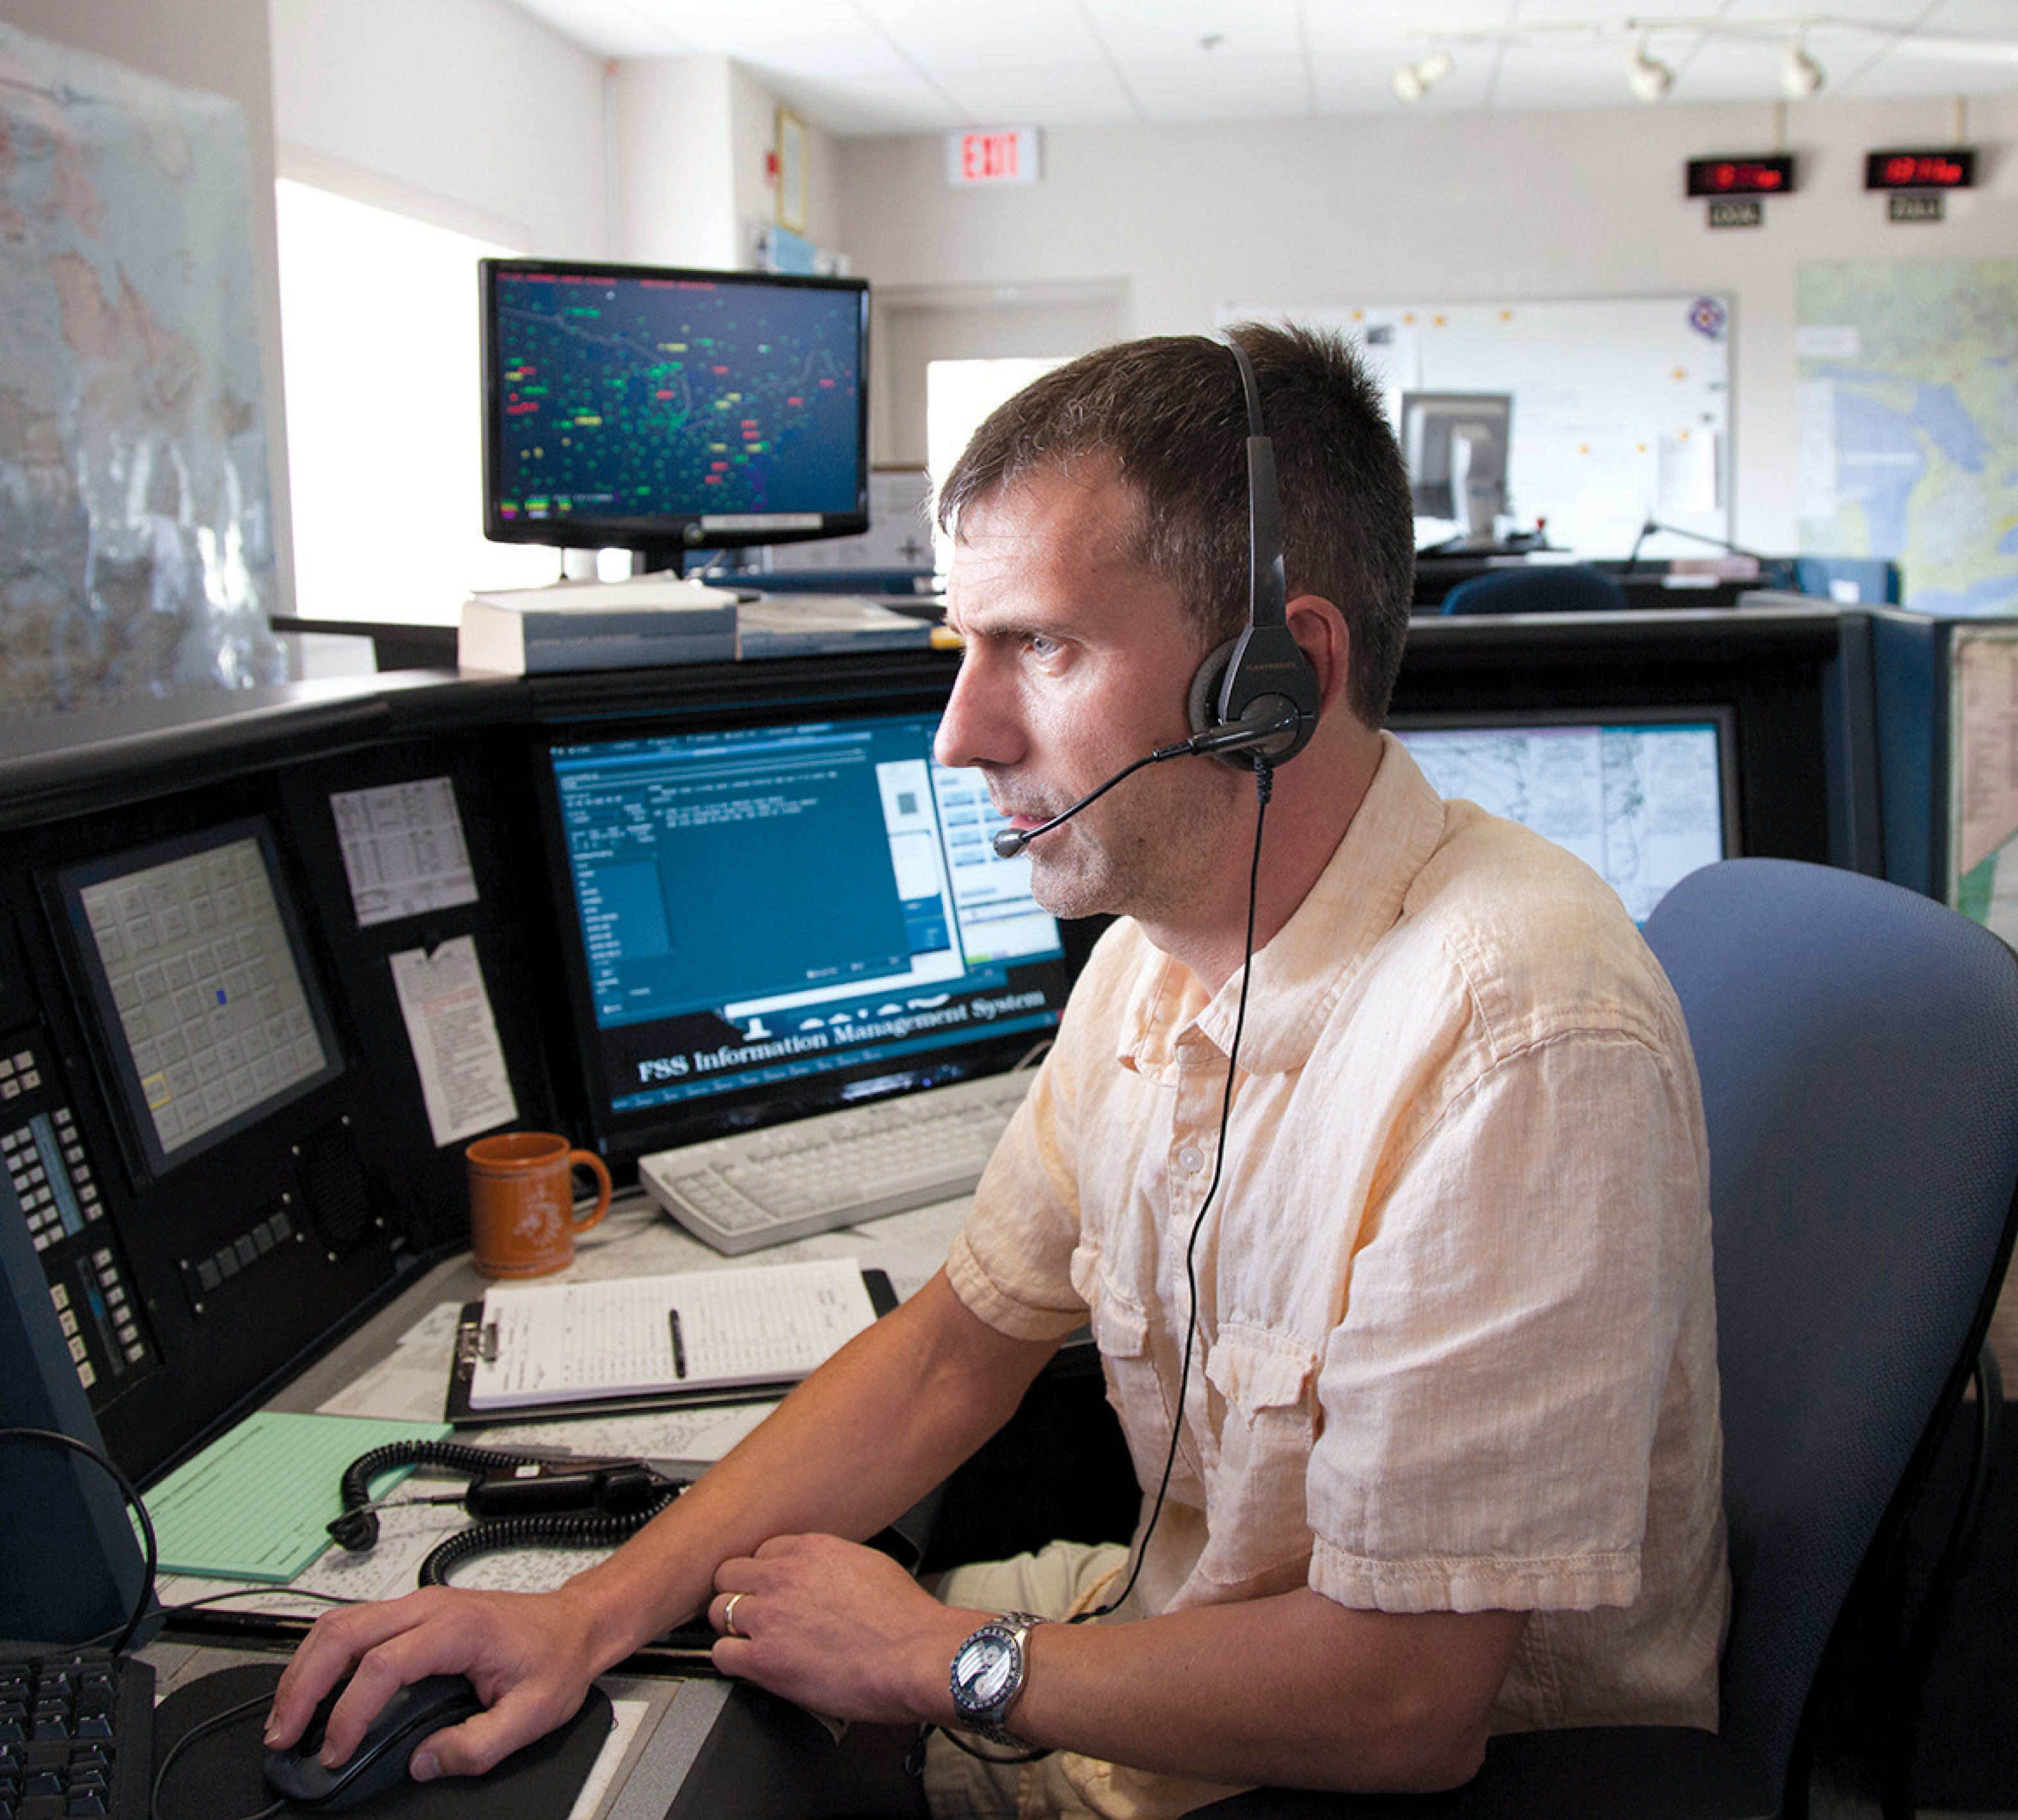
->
xmin=142 ymin=1189 xmax=974 ymax=1818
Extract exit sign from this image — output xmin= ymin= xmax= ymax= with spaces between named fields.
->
xmin=947 ymin=126 xmax=1041 ymax=187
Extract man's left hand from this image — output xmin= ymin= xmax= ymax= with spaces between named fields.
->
xmin=707 ymin=1532 xmax=972 ymax=1724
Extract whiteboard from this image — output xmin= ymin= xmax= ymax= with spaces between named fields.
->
xmin=1223 ymin=296 xmax=1733 ymax=561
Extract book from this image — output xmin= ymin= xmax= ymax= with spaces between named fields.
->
xmin=736 ymin=593 xmax=936 ymax=658
xmin=458 ymin=577 xmax=739 ymax=675
xmin=445 ymin=1260 xmax=895 ymax=1425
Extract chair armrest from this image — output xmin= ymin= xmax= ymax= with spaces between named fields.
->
xmin=1186 ymin=1726 xmax=1775 ymax=1820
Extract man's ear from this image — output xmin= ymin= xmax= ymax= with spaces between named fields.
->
xmin=1286 ymin=594 xmax=1351 ymax=714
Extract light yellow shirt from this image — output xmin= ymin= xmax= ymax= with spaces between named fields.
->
xmin=946 ymin=734 xmax=1729 ymax=1818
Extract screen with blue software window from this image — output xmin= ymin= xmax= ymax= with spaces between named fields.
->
xmin=1393 ymin=709 xmax=1738 ymax=923
xmin=548 ymin=709 xmax=1073 ymax=1156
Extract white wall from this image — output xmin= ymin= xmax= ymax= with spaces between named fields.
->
xmin=611 ymin=55 xmax=846 ymax=268
xmin=268 ymin=0 xmax=608 ymax=255
xmin=841 ymin=93 xmax=2018 ymax=557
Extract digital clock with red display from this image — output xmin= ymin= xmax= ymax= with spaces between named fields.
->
xmin=1865 ymin=148 xmax=1978 ymax=191
xmin=1686 ymin=155 xmax=1797 ymax=198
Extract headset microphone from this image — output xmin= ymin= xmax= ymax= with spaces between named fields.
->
xmin=989 ymin=698 xmax=1303 ymax=860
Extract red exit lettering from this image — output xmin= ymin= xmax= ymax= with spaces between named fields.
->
xmin=962 ymin=132 xmax=1019 ymax=182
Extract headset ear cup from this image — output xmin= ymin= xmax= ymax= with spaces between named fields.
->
xmin=1187 ymin=638 xmax=1239 ymax=738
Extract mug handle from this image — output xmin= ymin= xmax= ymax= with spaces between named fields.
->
xmin=567 ymin=1150 xmax=613 ymax=1233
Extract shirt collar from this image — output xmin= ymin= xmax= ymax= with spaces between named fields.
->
xmin=1115 ymin=734 xmax=1448 ymax=1079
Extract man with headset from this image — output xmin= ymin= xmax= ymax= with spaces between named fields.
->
xmin=268 ymin=324 xmax=1725 ymax=1818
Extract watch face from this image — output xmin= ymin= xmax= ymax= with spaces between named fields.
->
xmin=954 ymin=1631 xmax=1017 ymax=1708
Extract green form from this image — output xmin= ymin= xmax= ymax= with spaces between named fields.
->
xmin=142 ymin=1410 xmax=452 ymax=1581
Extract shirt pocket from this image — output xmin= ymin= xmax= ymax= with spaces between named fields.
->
xmin=1073 ymin=1244 xmax=1173 ymax=1495
xmin=1196 ymin=1326 xmax=1320 ymax=1596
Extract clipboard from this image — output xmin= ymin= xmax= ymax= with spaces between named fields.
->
xmin=444 ymin=1266 xmax=897 ymax=1428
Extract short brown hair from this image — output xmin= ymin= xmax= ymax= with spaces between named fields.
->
xmin=936 ymin=322 xmax=1416 ymax=727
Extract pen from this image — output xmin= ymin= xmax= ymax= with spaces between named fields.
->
xmin=668 ymin=1308 xmax=687 ymax=1380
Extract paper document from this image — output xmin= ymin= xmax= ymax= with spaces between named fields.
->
xmin=468 ymin=1259 xmax=878 ymax=1411
xmin=330 ymin=776 xmax=478 ymax=928
xmin=390 ymin=935 xmax=517 ymax=1145
xmin=142 ymin=1410 xmax=451 ymax=1581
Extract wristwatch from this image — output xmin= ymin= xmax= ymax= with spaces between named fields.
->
xmin=949 ymin=1610 xmax=1046 ymax=1749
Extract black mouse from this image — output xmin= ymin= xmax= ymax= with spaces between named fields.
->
xmin=263 ymin=1672 xmax=486 ymax=1810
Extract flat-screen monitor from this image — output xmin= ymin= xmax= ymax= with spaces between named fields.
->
xmin=1392 ymin=708 xmax=1738 ymax=923
xmin=1400 ymin=391 xmax=1512 ymax=548
xmin=53 ymin=819 xmax=345 ymax=1181
xmin=540 ymin=704 xmax=1082 ymax=1162
xmin=479 ymin=258 xmax=870 ymax=567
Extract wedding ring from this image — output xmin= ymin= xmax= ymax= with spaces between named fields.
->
xmin=722 ymin=1592 xmax=747 ymax=1637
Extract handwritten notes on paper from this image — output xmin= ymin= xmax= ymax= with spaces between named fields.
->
xmin=467 ymin=1260 xmax=879 ymax=1410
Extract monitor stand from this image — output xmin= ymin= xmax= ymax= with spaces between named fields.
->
xmin=1449 ymin=428 xmax=1499 ymax=551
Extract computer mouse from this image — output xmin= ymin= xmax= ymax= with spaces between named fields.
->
xmin=263 ymin=1672 xmax=486 ymax=1810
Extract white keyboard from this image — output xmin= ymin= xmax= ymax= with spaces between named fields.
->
xmin=637 ymin=1071 xmax=1033 ymax=1255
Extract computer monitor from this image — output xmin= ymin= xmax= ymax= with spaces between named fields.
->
xmin=538 ymin=702 xmax=1083 ymax=1164
xmin=1392 ymin=707 xmax=1738 ymax=923
xmin=51 ymin=819 xmax=345 ymax=1183
xmin=1399 ymin=391 xmax=1513 ymax=548
xmin=479 ymin=258 xmax=871 ymax=569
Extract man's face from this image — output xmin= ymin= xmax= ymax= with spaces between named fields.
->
xmin=934 ymin=465 xmax=1248 ymax=927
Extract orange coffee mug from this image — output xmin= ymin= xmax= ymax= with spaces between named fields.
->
xmin=465 ymin=1131 xmax=612 ymax=1278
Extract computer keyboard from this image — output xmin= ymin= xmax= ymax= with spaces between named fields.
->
xmin=0 ymin=1648 xmax=153 ymax=1819
xmin=637 ymin=1070 xmax=1033 ymax=1255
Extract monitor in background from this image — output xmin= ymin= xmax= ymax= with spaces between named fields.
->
xmin=479 ymin=258 xmax=870 ymax=573
xmin=540 ymin=705 xmax=1078 ymax=1164
xmin=1392 ymin=708 xmax=1738 ymax=923
xmin=1400 ymin=390 xmax=1513 ymax=550
xmin=52 ymin=820 xmax=345 ymax=1184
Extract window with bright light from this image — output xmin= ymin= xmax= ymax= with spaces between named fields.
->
xmin=273 ymin=179 xmax=560 ymax=625
xmin=924 ymin=357 xmax=1064 ymax=578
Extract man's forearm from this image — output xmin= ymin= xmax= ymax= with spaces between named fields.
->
xmin=985 ymin=1590 xmax=1525 ymax=1793
xmin=560 ymin=1269 xmax=1061 ymax=1665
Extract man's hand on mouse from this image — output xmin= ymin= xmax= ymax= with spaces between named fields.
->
xmin=265 ymin=1585 xmax=607 ymax=1780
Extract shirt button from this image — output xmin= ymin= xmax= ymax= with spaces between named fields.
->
xmin=1177 ymin=1145 xmax=1205 ymax=1172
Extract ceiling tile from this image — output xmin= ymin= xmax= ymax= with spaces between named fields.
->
xmin=497 ymin=0 xmax=2018 ymax=132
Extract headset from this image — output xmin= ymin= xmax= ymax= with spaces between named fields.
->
xmin=1186 ymin=340 xmax=1324 ymax=768
xmin=989 ymin=338 xmax=1323 ymax=860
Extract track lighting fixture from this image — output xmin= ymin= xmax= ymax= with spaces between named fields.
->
xmin=1781 ymin=38 xmax=1825 ymax=98
xmin=1625 ymin=39 xmax=1675 ymax=103
xmin=1388 ymin=15 xmax=1867 ymax=107
xmin=1390 ymin=48 xmax=1452 ymax=104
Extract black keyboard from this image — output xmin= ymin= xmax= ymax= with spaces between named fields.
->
xmin=0 ymin=1649 xmax=153 ymax=1820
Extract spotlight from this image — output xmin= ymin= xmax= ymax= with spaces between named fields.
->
xmin=1625 ymin=39 xmax=1673 ymax=103
xmin=1391 ymin=48 xmax=1452 ymax=103
xmin=1781 ymin=39 xmax=1825 ymax=98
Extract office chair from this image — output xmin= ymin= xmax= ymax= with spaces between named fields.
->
xmin=1194 ymin=858 xmax=2018 ymax=1820
xmin=1436 ymin=564 xmax=1626 ymax=614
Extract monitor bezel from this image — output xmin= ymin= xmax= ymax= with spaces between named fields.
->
xmin=531 ymin=685 xmax=1105 ymax=1170
xmin=48 ymin=816 xmax=349 ymax=1185
xmin=479 ymin=257 xmax=872 ymax=563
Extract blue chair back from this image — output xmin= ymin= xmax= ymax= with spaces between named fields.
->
xmin=1437 ymin=564 xmax=1626 ymax=615
xmin=1641 ymin=859 xmax=2018 ymax=1796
